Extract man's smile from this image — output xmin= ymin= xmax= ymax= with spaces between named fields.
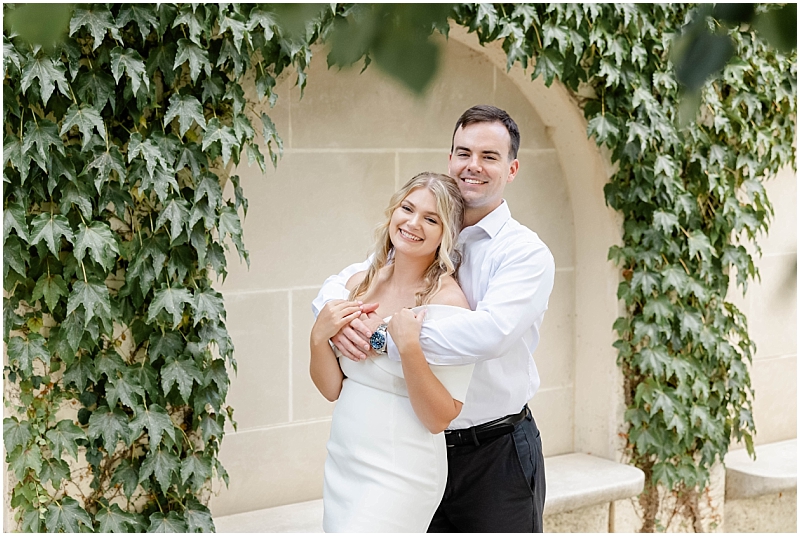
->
xmin=461 ymin=177 xmax=488 ymax=185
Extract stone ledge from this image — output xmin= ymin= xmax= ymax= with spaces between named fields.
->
xmin=214 ymin=452 xmax=645 ymax=531
xmin=725 ymin=438 xmax=797 ymax=500
xmin=544 ymin=453 xmax=645 ymax=515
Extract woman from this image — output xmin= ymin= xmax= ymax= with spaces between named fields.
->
xmin=310 ymin=172 xmax=473 ymax=532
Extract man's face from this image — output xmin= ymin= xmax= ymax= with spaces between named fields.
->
xmin=448 ymin=121 xmax=519 ymax=224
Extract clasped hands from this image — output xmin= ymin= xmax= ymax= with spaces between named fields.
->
xmin=331 ymin=303 xmax=426 ymax=362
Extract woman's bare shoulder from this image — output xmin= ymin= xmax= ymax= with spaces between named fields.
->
xmin=429 ymin=276 xmax=469 ymax=308
xmin=345 ymin=270 xmax=368 ymax=292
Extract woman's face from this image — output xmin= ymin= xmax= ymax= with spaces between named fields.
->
xmin=389 ymin=187 xmax=444 ymax=260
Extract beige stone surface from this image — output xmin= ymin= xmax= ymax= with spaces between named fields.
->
xmin=544 ymin=503 xmax=609 ymax=532
xmin=292 ymin=288 xmax=336 ymax=422
xmin=749 ymin=356 xmax=797 ymax=445
xmin=724 ymin=490 xmax=797 ymax=533
xmin=215 ymin=498 xmax=324 ymax=533
xmin=759 ymin=166 xmax=797 ymax=257
xmin=222 ymin=151 xmax=396 ymax=291
xmin=535 ymin=269 xmax=575 ymax=389
xmin=210 ymin=420 xmax=331 ymax=517
xmin=748 ymin=254 xmax=797 ymax=360
xmin=725 ymin=439 xmax=797 ymax=500
xmin=530 ymin=386 xmax=574 ymax=456
xmin=507 ymin=150 xmax=575 ymax=268
xmin=222 ymin=291 xmax=290 ymax=431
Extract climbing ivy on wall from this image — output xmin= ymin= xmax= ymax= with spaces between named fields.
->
xmin=450 ymin=3 xmax=796 ymax=530
xmin=3 ymin=2 xmax=796 ymax=533
xmin=2 ymin=4 xmax=331 ymax=531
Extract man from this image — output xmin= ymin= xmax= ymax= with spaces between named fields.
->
xmin=312 ymin=105 xmax=555 ymax=532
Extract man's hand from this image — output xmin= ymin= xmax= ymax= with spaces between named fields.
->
xmin=331 ymin=303 xmax=384 ymax=361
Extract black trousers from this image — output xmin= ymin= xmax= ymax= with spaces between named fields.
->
xmin=428 ymin=410 xmax=546 ymax=533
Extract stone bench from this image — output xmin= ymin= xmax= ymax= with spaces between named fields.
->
xmin=214 ymin=453 xmax=645 ymax=532
xmin=724 ymin=438 xmax=797 ymax=532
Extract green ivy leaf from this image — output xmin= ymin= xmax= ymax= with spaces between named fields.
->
xmin=96 ymin=503 xmax=142 ymax=533
xmin=8 ymin=445 xmax=43 ymax=478
xmin=147 ymin=286 xmax=192 ymax=327
xmin=147 ymin=511 xmax=188 ymax=533
xmin=191 ymin=289 xmax=225 ymax=326
xmin=75 ymin=68 xmax=116 ymax=113
xmin=45 ymin=420 xmax=86 ymax=459
xmin=587 ymin=114 xmax=620 ymax=145
xmin=40 ymin=457 xmax=70 ymax=486
xmin=85 ymin=145 xmax=127 ymax=192
xmin=111 ymin=459 xmax=140 ymax=500
xmin=74 ymin=221 xmax=119 ymax=271
xmin=532 ymin=48 xmax=564 ymax=86
xmin=87 ymin=406 xmax=130 ymax=450
xmin=60 ymin=104 xmax=106 ymax=151
xmin=69 ymin=7 xmax=119 ymax=49
xmin=146 ymin=43 xmax=178 ymax=86
xmin=631 ymin=269 xmax=659 ymax=296
xmin=23 ymin=120 xmax=64 ymax=170
xmin=7 ymin=333 xmax=51 ymax=375
xmin=32 ymin=273 xmax=69 ymax=312
xmin=202 ymin=118 xmax=239 ymax=165
xmin=128 ymin=133 xmax=167 ymax=179
xmin=687 ymin=232 xmax=712 ymax=260
xmin=184 ymin=499 xmax=215 ymax=532
xmin=3 ymin=417 xmax=33 ymax=453
xmin=181 ymin=452 xmax=212 ymax=489
xmin=63 ymin=354 xmax=97 ymax=391
xmin=4 ymin=201 xmax=29 ymax=242
xmin=164 ymin=93 xmax=207 ymax=137
xmin=139 ymin=448 xmax=180 ymax=492
xmin=218 ymin=205 xmax=247 ymax=264
xmin=45 ymin=497 xmax=92 ymax=532
xmin=20 ymin=56 xmax=69 ymax=105
xmin=129 ymin=404 xmax=177 ymax=451
xmin=162 ymin=357 xmax=203 ymax=401
xmin=652 ymin=210 xmax=679 ymax=233
xmin=106 ymin=372 xmax=146 ymax=409
xmin=174 ymin=38 xmax=212 ymax=83
xmin=117 ymin=4 xmax=159 ymax=42
xmin=30 ymin=213 xmax=73 ymax=256
xmin=148 ymin=331 xmax=185 ymax=363
xmin=67 ymin=279 xmax=112 ymax=327
xmin=155 ymin=198 xmax=190 ymax=242
xmin=111 ymin=46 xmax=149 ymax=96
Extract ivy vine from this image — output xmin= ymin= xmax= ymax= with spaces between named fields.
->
xmin=3 ymin=4 xmax=332 ymax=532
xmin=3 ymin=2 xmax=796 ymax=533
xmin=451 ymin=3 xmax=795 ymax=530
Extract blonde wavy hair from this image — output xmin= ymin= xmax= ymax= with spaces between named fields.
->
xmin=350 ymin=172 xmax=465 ymax=306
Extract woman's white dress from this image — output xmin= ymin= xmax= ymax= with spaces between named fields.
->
xmin=322 ymin=305 xmax=474 ymax=533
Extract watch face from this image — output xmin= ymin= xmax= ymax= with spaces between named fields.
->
xmin=369 ymin=331 xmax=386 ymax=350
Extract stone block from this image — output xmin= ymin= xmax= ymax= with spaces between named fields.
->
xmin=506 ymin=150 xmax=575 ymax=269
xmin=530 ymin=387 xmax=574 ymax=456
xmin=292 ymin=288 xmax=336 ymax=422
xmin=535 ymin=268 xmax=575 ymax=390
xmin=749 ymin=356 xmax=797 ymax=445
xmin=222 ymin=151 xmax=396 ymax=291
xmin=222 ymin=291 xmax=290 ymax=431
xmin=748 ymin=254 xmax=797 ymax=360
xmin=210 ymin=420 xmax=331 ymax=517
xmin=544 ymin=503 xmax=609 ymax=533
xmin=724 ymin=490 xmax=797 ymax=532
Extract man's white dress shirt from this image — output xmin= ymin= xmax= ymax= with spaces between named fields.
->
xmin=312 ymin=201 xmax=555 ymax=429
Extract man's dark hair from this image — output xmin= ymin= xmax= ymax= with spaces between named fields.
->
xmin=451 ymin=105 xmax=521 ymax=160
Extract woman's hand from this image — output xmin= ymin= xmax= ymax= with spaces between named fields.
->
xmin=311 ymin=300 xmax=364 ymax=346
xmin=387 ymin=308 xmax=426 ymax=356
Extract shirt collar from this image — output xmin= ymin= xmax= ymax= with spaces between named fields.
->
xmin=464 ymin=200 xmax=511 ymax=239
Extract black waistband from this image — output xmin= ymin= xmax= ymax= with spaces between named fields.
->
xmin=445 ymin=405 xmax=530 ymax=447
